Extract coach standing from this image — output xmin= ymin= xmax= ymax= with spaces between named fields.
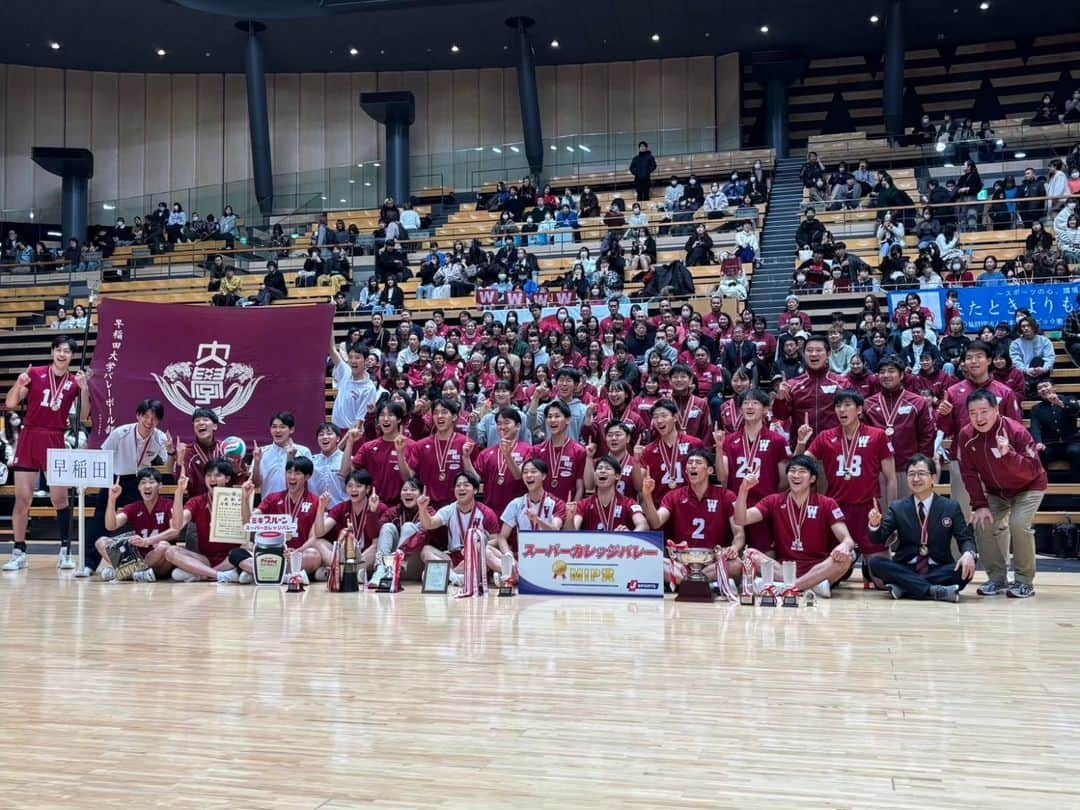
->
xmin=629 ymin=141 xmax=657 ymax=202
xmin=958 ymin=390 xmax=1047 ymax=599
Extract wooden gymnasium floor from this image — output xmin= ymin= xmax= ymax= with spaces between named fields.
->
xmin=2 ymin=566 xmax=1080 ymax=809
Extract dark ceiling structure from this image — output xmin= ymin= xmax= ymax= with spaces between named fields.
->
xmin=0 ymin=0 xmax=1057 ymax=74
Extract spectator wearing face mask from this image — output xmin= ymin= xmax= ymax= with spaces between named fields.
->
xmin=722 ymin=173 xmax=745 ymax=205
xmin=664 ymin=177 xmax=685 ymax=210
xmin=629 ymin=141 xmax=657 ymax=202
xmin=704 ymin=183 xmax=727 ymax=219
xmin=682 ymin=176 xmax=704 ymax=210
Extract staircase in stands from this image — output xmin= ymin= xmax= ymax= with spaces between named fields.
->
xmin=748 ymin=155 xmax=806 ymax=326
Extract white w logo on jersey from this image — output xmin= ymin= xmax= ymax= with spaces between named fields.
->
xmin=858 ymin=436 xmax=870 ymax=448
xmin=301 ymin=502 xmax=313 ymax=513
xmin=807 ymin=505 xmax=819 ymax=519
xmin=706 ymin=499 xmax=718 ymax=512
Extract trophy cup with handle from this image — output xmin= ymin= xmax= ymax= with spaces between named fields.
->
xmin=669 ymin=542 xmax=717 ymax=603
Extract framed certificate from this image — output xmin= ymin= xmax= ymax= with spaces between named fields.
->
xmin=210 ymin=486 xmax=249 ymax=544
xmin=422 ymin=561 xmax=450 ymax=594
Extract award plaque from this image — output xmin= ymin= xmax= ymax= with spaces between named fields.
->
xmin=672 ymin=546 xmax=716 ymax=603
xmin=422 ymin=561 xmax=451 ymax=593
xmin=759 ymin=585 xmax=778 ymax=607
xmin=210 ymin=486 xmax=249 ymax=545
xmin=781 ymin=587 xmax=800 ymax=608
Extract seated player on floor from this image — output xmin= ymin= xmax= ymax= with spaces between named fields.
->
xmin=224 ymin=457 xmax=321 ymax=584
xmin=734 ymin=454 xmax=857 ymax=599
xmin=94 ymin=467 xmax=178 ymax=583
xmin=167 ymin=460 xmax=241 ymax=582
xmin=493 ymin=458 xmax=566 ymax=587
xmin=416 ymin=471 xmax=501 ymax=587
xmin=312 ymin=470 xmax=389 ymax=581
xmin=640 ymin=449 xmax=744 ymax=590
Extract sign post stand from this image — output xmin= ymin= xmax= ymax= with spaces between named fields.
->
xmin=76 ymin=487 xmax=86 ymax=574
xmin=46 ymin=449 xmax=113 ymax=577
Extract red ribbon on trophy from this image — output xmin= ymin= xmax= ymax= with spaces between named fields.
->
xmin=456 ymin=526 xmax=488 ymax=598
xmin=714 ymin=550 xmax=741 ymax=603
xmin=389 ymin=549 xmax=405 ymax=593
xmin=328 ymin=540 xmax=342 ymax=592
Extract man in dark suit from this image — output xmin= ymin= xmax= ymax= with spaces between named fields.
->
xmin=866 ymin=454 xmax=977 ymax=602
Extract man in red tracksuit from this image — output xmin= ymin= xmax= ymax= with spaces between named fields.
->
xmin=771 ymin=335 xmax=849 ymax=445
xmin=958 ymin=389 xmax=1046 ymax=599
xmin=936 ymin=341 xmax=1022 ymax=517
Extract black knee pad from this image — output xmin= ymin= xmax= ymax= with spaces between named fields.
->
xmin=228 ymin=548 xmax=252 ymax=567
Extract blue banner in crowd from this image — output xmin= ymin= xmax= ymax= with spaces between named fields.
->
xmin=887 ymin=284 xmax=1080 ymax=333
xmin=954 ymin=283 xmax=1080 ymax=332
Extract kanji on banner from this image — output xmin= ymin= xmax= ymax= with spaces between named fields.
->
xmin=88 ymin=299 xmax=334 ymax=447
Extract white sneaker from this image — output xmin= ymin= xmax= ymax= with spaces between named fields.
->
xmin=812 ymin=580 xmax=832 ymax=599
xmin=239 ymin=572 xmax=254 ymax=584
xmin=58 ymin=551 xmax=76 ymax=570
xmin=2 ymin=550 xmax=28 ymax=571
xmin=217 ymin=569 xmax=240 ymax=584
xmin=132 ymin=569 xmax=156 ymax=583
xmin=75 ymin=566 xmax=92 ymax=578
xmin=100 ymin=567 xmax=116 ymax=582
xmin=314 ymin=566 xmax=331 ymax=582
xmin=448 ymin=570 xmax=464 ymax=587
xmin=369 ymin=564 xmax=388 ymax=586
xmin=171 ymin=568 xmax=199 ymax=582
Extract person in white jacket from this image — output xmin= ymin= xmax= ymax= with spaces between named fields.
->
xmin=703 ymin=183 xmax=728 ymax=221
xmin=1054 ymin=202 xmax=1080 ymax=264
xmin=934 ymin=223 xmax=963 ymax=262
xmin=734 ymin=220 xmax=759 ymax=263
xmin=876 ymin=212 xmax=905 ymax=257
xmin=1009 ymin=316 xmax=1055 ymax=392
xmin=1045 ymin=159 xmax=1069 ymax=213
xmin=664 ymin=177 xmax=685 ymax=210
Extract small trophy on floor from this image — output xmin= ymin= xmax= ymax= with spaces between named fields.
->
xmin=497 ymin=552 xmax=516 ymax=598
xmin=758 ymin=559 xmax=777 ymax=606
xmin=739 ymin=552 xmax=756 ymax=606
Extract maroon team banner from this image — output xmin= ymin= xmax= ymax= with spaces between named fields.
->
xmin=88 ymin=299 xmax=334 ymax=447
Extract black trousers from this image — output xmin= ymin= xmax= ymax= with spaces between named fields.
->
xmin=1040 ymin=442 xmax=1080 ymax=474
xmin=85 ymin=474 xmax=141 ymax=571
xmin=867 ymin=557 xmax=969 ymax=599
xmin=634 ymin=177 xmax=651 ymax=201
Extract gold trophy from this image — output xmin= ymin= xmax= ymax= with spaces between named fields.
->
xmin=670 ymin=543 xmax=717 ymax=603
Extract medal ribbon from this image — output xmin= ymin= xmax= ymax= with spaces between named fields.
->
xmin=49 ymin=370 xmax=71 ymax=410
xmin=785 ymin=494 xmax=810 ymax=549
xmin=839 ymin=425 xmax=862 ymax=477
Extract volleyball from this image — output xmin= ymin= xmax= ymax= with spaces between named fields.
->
xmin=221 ymin=436 xmax=247 ymax=459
